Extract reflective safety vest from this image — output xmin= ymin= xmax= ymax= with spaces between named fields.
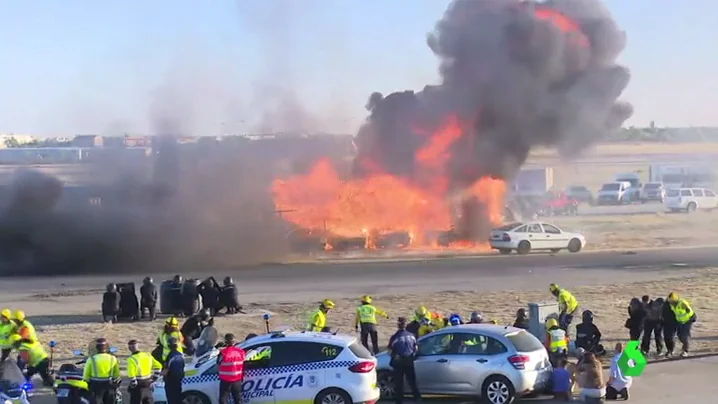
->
xmin=307 ymin=310 xmax=326 ymax=332
xmin=18 ymin=339 xmax=48 ymax=367
xmin=127 ymin=351 xmax=162 ymax=381
xmin=557 ymin=290 xmax=578 ymax=314
xmin=16 ymin=320 xmax=37 ymax=342
xmin=218 ymin=346 xmax=246 ymax=382
xmin=83 ymin=353 xmax=121 ymax=382
xmin=356 ymin=304 xmax=388 ymax=326
xmin=0 ymin=322 xmax=16 ymax=349
xmin=160 ymin=331 xmax=184 ymax=361
xmin=548 ymin=329 xmax=568 ymax=353
xmin=671 ymin=299 xmax=695 ymax=324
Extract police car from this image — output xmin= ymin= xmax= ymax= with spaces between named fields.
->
xmin=151 ymin=330 xmax=380 ymax=404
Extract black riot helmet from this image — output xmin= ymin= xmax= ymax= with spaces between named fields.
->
xmin=582 ymin=310 xmax=594 ymax=323
xmin=223 ymin=277 xmax=234 ymax=287
xmin=106 ymin=283 xmax=117 ymax=293
xmin=199 ymin=308 xmax=211 ymax=321
xmin=173 ymin=274 xmax=183 ymax=284
xmin=143 ymin=276 xmax=153 ymax=285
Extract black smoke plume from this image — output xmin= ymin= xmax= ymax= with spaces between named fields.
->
xmin=353 ymin=0 xmax=632 ymax=239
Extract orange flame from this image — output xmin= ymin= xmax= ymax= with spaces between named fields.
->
xmin=271 ymin=115 xmax=506 ymax=249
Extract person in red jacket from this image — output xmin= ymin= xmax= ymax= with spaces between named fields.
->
xmin=217 ymin=333 xmax=245 ymax=404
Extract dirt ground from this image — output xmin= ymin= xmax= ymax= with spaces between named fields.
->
xmin=28 ymin=267 xmax=718 ymax=366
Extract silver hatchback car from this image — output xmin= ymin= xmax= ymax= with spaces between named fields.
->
xmin=375 ymin=324 xmax=552 ymax=404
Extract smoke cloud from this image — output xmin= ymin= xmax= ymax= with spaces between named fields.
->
xmin=353 ymin=0 xmax=632 ymax=238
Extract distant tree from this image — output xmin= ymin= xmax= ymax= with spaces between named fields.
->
xmin=3 ymin=136 xmax=20 ymax=148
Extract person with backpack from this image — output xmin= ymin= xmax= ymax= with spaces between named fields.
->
xmin=641 ymin=297 xmax=664 ymax=355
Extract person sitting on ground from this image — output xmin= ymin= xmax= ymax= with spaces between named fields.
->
xmin=575 ymin=310 xmax=606 ymax=356
xmin=606 ymin=342 xmax=632 ymax=401
xmin=512 ymin=308 xmax=529 ymax=329
xmin=551 ymin=357 xmax=571 ymax=401
xmin=567 ymin=348 xmax=585 ymax=396
xmin=578 ymin=352 xmax=605 ymax=402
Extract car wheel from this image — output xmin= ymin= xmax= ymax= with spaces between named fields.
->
xmin=481 ymin=375 xmax=516 ymax=404
xmin=182 ymin=391 xmax=211 ymax=404
xmin=568 ymin=238 xmax=582 ymax=253
xmin=377 ymin=371 xmax=396 ymax=400
xmin=314 ymin=388 xmax=353 ymax=404
xmin=686 ymin=202 xmax=697 ymax=213
xmin=516 ymin=241 xmax=531 ymax=255
xmin=498 ymin=248 xmax=512 ymax=255
xmin=550 ymin=248 xmax=561 ymax=254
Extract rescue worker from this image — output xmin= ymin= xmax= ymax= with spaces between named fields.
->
xmin=157 ymin=317 xmax=184 ymax=361
xmin=0 ymin=309 xmax=16 ymax=361
xmin=575 ymin=310 xmax=605 ymax=356
xmin=102 ymin=283 xmax=121 ymax=323
xmin=641 ymin=297 xmax=664 ymax=356
xmin=549 ymin=283 xmax=579 ymax=333
xmin=83 ymin=338 xmax=121 ymax=404
xmin=544 ymin=318 xmax=569 ymax=367
xmin=11 ymin=331 xmax=54 ymax=386
xmin=13 ymin=310 xmax=37 ymax=342
xmin=387 ymin=317 xmax=421 ymax=404
xmin=307 ymin=299 xmax=335 ymax=332
xmin=354 ymin=295 xmax=389 ymax=354
xmin=161 ymin=337 xmax=184 ymax=404
xmin=217 ymin=333 xmax=245 ymax=404
xmin=126 ymin=340 xmax=162 ymax=404
xmin=512 ymin=308 xmax=529 ymax=329
xmin=220 ymin=277 xmax=242 ymax=315
xmin=139 ymin=277 xmax=158 ymax=321
xmin=626 ymin=297 xmax=647 ymax=341
xmin=667 ymin=292 xmax=696 ymax=357
xmin=468 ymin=311 xmax=483 ymax=324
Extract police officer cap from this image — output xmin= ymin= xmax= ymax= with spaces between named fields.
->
xmin=224 ymin=333 xmax=235 ymax=343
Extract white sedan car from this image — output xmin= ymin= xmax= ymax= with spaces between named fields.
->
xmin=489 ymin=221 xmax=585 ymax=255
xmin=151 ymin=330 xmax=379 ymax=404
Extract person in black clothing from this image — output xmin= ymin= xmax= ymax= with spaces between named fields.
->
xmin=625 ymin=297 xmax=647 ymax=341
xmin=575 ymin=310 xmax=606 ymax=356
xmin=387 ymin=317 xmax=421 ymax=404
xmin=219 ymin=277 xmax=242 ymax=314
xmin=102 ymin=283 xmax=121 ymax=323
xmin=140 ymin=277 xmax=158 ymax=321
xmin=161 ymin=337 xmax=185 ymax=404
xmin=512 ymin=308 xmax=529 ymax=329
xmin=661 ymin=298 xmax=677 ymax=358
xmin=641 ymin=297 xmax=664 ymax=355
xmin=181 ymin=309 xmax=212 ymax=341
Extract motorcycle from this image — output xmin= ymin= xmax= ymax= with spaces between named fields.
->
xmin=53 ymin=347 xmax=122 ymax=404
xmin=0 ymin=360 xmax=32 ymax=404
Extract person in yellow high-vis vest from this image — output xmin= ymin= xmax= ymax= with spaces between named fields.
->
xmin=667 ymin=292 xmax=696 ymax=357
xmin=549 ymin=284 xmax=579 ymax=333
xmin=0 ymin=308 xmax=16 ymax=361
xmin=126 ymin=340 xmax=163 ymax=404
xmin=544 ymin=318 xmax=569 ymax=367
xmin=354 ymin=295 xmax=389 ymax=354
xmin=307 ymin=299 xmax=335 ymax=332
xmin=11 ymin=332 xmax=54 ymax=386
xmin=157 ymin=317 xmax=184 ymax=361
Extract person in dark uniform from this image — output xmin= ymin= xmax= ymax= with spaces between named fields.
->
xmin=513 ymin=308 xmax=529 ymax=329
xmin=641 ymin=297 xmax=664 ymax=355
xmin=387 ymin=317 xmax=421 ymax=404
xmin=220 ymin=277 xmax=241 ymax=315
xmin=170 ymin=275 xmax=184 ymax=318
xmin=181 ymin=279 xmax=201 ymax=317
xmin=662 ymin=296 xmax=677 ymax=358
xmin=575 ymin=310 xmax=606 ymax=356
xmin=198 ymin=278 xmax=220 ymax=316
xmin=626 ymin=297 xmax=647 ymax=341
xmin=102 ymin=284 xmax=121 ymax=323
xmin=140 ymin=277 xmax=158 ymax=321
xmin=161 ymin=337 xmax=184 ymax=404
xmin=180 ymin=309 xmax=212 ymax=341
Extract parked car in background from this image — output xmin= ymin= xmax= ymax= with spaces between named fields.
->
xmin=489 ymin=221 xmax=586 ymax=254
xmin=664 ymin=187 xmax=718 ymax=212
xmin=539 ymin=192 xmax=579 ymax=216
xmin=565 ymin=185 xmax=594 ymax=205
xmin=641 ymin=182 xmax=665 ymax=203
xmin=375 ymin=325 xmax=552 ymax=404
xmin=596 ymin=181 xmax=634 ymax=205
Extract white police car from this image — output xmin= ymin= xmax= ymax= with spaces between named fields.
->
xmin=151 ymin=330 xmax=380 ymax=404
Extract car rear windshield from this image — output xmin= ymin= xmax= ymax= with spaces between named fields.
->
xmin=506 ymin=331 xmax=544 ymax=352
xmin=600 ymin=183 xmax=620 ymax=191
xmin=666 ymin=189 xmax=679 ymax=197
xmin=497 ymin=222 xmax=521 ymax=231
xmin=348 ymin=342 xmax=374 ymax=359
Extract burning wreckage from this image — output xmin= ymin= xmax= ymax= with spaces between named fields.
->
xmin=271 ymin=0 xmax=632 ymax=253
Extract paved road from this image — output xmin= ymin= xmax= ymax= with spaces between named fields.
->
xmin=2 ymin=245 xmax=716 ymax=304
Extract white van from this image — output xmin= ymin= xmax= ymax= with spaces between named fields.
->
xmin=664 ymin=187 xmax=718 ymax=212
xmin=596 ymin=181 xmax=632 ymax=205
